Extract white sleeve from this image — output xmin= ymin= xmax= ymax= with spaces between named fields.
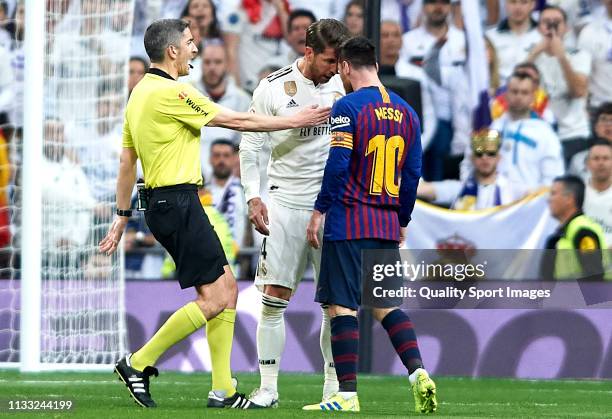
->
xmin=420 ymin=77 xmax=436 ymax=152
xmin=459 ymin=146 xmax=473 ymax=182
xmin=432 ymin=180 xmax=463 ymax=206
xmin=569 ymin=49 xmax=592 ymax=76
xmin=577 ymin=25 xmax=594 ymax=55
xmin=450 ymin=68 xmax=472 ymax=156
xmin=540 ymin=129 xmax=565 ymax=186
xmin=239 ymin=79 xmax=273 ymax=203
xmin=232 ymin=183 xmax=248 ymax=247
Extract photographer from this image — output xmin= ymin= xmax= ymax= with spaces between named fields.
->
xmin=527 ymin=5 xmax=591 ymax=165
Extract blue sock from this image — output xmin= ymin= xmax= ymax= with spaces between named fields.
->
xmin=330 ymin=315 xmax=359 ymax=392
xmin=381 ymin=309 xmax=423 ymax=374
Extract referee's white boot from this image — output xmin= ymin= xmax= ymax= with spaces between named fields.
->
xmin=244 ymin=387 xmax=279 ymax=409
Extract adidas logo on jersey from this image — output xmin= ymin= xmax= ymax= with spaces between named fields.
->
xmin=286 ymin=99 xmax=299 ymax=108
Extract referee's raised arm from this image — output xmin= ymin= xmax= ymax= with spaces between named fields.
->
xmin=209 ymin=103 xmax=330 ymax=132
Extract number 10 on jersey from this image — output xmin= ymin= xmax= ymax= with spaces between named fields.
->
xmin=366 ymin=135 xmax=405 ymax=197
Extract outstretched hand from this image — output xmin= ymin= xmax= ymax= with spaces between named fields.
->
xmin=99 ymin=217 xmax=129 ymax=256
xmin=293 ymin=105 xmax=331 ymax=128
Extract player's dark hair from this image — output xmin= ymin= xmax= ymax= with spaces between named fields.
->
xmin=554 ymin=175 xmax=585 ymax=210
xmin=144 ymin=19 xmax=190 ymax=63
xmin=594 ymin=102 xmax=612 ymax=124
xmin=339 ymin=36 xmax=377 ymax=69
xmin=540 ymin=5 xmax=568 ymax=23
xmin=288 ymin=9 xmax=317 ymax=32
xmin=305 ymin=18 xmax=351 ymax=54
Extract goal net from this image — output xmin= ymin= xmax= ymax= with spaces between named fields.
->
xmin=0 ymin=0 xmax=133 ymax=369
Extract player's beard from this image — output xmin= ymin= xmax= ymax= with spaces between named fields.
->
xmin=340 ymin=73 xmax=353 ymax=93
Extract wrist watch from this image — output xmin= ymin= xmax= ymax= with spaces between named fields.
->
xmin=116 ymin=209 xmax=133 ymax=217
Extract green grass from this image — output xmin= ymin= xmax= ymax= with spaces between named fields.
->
xmin=0 ymin=370 xmax=611 ymax=418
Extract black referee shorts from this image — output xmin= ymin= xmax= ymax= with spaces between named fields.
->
xmin=144 ymin=184 xmax=228 ymax=289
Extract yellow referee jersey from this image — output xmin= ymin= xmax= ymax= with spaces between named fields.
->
xmin=123 ymin=69 xmax=219 ymax=188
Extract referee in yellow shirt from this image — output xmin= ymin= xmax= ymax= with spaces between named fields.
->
xmin=99 ymin=19 xmax=329 ymax=409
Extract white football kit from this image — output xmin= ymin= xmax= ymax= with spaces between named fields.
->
xmin=240 ymin=60 xmax=345 ymax=292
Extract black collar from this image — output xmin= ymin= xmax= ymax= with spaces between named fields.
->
xmin=148 ymin=68 xmax=175 ymax=81
xmin=557 ymin=211 xmax=583 ymax=234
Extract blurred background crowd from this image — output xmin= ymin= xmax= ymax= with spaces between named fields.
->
xmin=0 ymin=0 xmax=610 ymax=280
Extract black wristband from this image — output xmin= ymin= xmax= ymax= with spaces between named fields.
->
xmin=116 ymin=209 xmax=133 ymax=217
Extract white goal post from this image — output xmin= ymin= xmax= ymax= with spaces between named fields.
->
xmin=0 ymin=0 xmax=134 ymax=372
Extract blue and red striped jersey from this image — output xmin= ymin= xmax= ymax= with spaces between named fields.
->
xmin=314 ymin=85 xmax=422 ymax=242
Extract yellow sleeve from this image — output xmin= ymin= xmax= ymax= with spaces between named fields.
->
xmin=122 ymin=114 xmax=134 ymax=148
xmin=169 ymin=83 xmax=220 ymax=131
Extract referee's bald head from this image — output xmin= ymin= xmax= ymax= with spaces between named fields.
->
xmin=144 ymin=19 xmax=190 ymax=63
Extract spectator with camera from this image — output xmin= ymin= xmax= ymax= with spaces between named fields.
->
xmin=527 ymin=5 xmax=591 ymax=164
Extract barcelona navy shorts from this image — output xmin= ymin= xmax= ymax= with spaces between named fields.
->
xmin=315 ymin=239 xmax=400 ymax=310
xmin=145 ymin=184 xmax=227 ymax=289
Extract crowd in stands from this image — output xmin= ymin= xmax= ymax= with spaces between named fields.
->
xmin=0 ymin=0 xmax=609 ymax=279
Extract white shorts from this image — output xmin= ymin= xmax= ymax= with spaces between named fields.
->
xmin=254 ymin=199 xmax=323 ymax=293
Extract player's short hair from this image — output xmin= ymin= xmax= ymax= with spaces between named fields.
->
xmin=339 ymin=36 xmax=377 ymax=69
xmin=554 ymin=175 xmax=585 ymax=210
xmin=144 ymin=19 xmax=189 ymax=63
xmin=288 ymin=9 xmax=317 ymax=32
xmin=305 ymin=18 xmax=351 ymax=54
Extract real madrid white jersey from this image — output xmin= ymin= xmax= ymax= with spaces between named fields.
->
xmin=240 ymin=59 xmax=345 ymax=210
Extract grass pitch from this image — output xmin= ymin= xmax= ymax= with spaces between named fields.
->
xmin=1 ymin=370 xmax=611 ymax=418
